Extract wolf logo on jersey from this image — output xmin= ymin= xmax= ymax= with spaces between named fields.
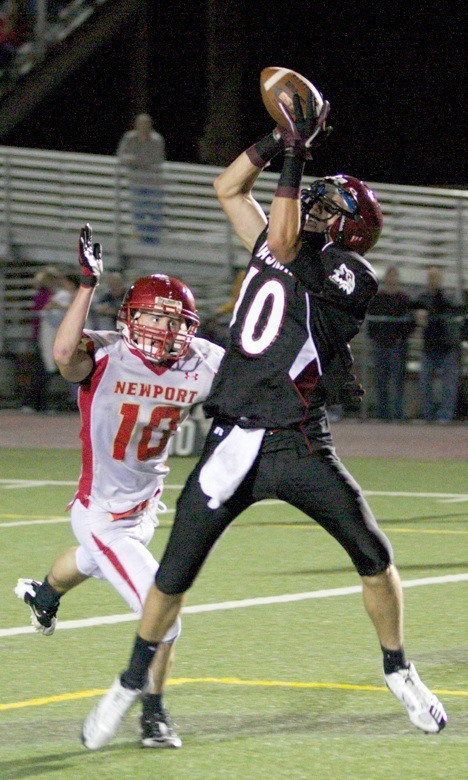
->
xmin=329 ymin=263 xmax=356 ymax=295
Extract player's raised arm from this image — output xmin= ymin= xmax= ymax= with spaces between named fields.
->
xmin=268 ymin=93 xmax=330 ymax=264
xmin=213 ymin=127 xmax=285 ymax=253
xmin=53 ymin=224 xmax=103 ymax=382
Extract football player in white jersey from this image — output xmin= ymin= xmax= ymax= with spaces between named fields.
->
xmin=15 ymin=224 xmax=224 ymax=749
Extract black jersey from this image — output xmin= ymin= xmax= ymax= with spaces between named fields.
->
xmin=204 ymin=227 xmax=378 ymax=429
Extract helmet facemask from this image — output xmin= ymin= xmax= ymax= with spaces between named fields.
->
xmin=301 ymin=179 xmax=360 ymax=225
xmin=119 ymin=296 xmax=197 ymax=363
xmin=301 ymin=175 xmax=383 ymax=254
xmin=116 ymin=274 xmax=200 ymax=362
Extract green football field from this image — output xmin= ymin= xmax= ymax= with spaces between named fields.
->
xmin=0 ymin=448 xmax=466 ymax=780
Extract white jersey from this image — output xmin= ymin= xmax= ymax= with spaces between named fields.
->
xmin=74 ymin=332 xmax=224 ymax=515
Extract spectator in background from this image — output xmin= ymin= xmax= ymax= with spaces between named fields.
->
xmin=367 ymin=266 xmax=415 ymax=421
xmin=117 ymin=113 xmax=165 ymax=244
xmin=92 ymin=271 xmax=126 ymax=330
xmin=39 ymin=270 xmax=80 ymax=410
xmin=414 ymin=267 xmax=464 ymax=423
xmin=61 ymin=272 xmax=82 ymax=407
xmin=198 ymin=269 xmax=245 ymax=349
xmin=20 ymin=267 xmax=55 ymax=413
xmin=39 ymin=270 xmax=76 ymax=373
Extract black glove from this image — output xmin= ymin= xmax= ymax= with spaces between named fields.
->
xmin=338 ymin=375 xmax=365 ymax=411
xmin=78 ymin=223 xmax=103 ymax=288
xmin=246 ymin=127 xmax=284 ymax=168
xmin=278 ymin=92 xmax=331 ymax=156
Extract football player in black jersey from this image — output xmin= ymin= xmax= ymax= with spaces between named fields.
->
xmin=83 ymin=94 xmax=447 ymax=748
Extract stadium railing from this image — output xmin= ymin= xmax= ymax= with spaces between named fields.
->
xmin=0 ymin=145 xmax=466 ymax=417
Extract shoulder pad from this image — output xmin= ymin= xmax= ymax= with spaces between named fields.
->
xmin=322 ymin=243 xmax=378 ymax=281
xmin=322 ymin=244 xmax=378 ymax=296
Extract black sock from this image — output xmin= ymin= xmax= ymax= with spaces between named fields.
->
xmin=120 ymin=634 xmax=159 ymax=690
xmin=35 ymin=576 xmax=61 ymax=611
xmin=381 ymin=645 xmax=409 ymax=674
xmin=142 ymin=693 xmax=164 ymax=718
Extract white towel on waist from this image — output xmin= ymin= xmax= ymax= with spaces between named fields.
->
xmin=199 ymin=425 xmax=265 ymax=509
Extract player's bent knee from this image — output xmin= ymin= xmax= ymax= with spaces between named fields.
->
xmin=155 ymin=560 xmax=199 ymax=595
xmin=350 ymin=532 xmax=393 ymax=577
xmin=354 ymin=547 xmax=393 ymax=577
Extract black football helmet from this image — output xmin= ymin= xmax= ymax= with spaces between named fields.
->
xmin=301 ymin=174 xmax=383 ymax=254
xmin=117 ymin=274 xmax=199 ymax=362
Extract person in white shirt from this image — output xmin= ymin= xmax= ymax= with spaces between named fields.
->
xmin=15 ymin=224 xmax=224 ymax=749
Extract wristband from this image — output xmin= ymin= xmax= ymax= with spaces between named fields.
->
xmin=80 ymin=275 xmax=98 ymax=288
xmin=246 ymin=130 xmax=283 ymax=168
xmin=275 ymin=149 xmax=306 ymax=198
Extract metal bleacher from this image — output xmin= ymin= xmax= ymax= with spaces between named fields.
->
xmin=0 ymin=145 xmax=466 ymax=274
xmin=0 ymin=144 xmax=466 ymax=414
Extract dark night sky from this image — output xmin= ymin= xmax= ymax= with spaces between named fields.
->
xmin=4 ymin=3 xmax=466 ymax=187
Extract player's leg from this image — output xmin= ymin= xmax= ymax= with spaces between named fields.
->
xmin=77 ymin=547 xmax=183 ymax=750
xmin=119 ymin=464 xmax=253 ymax=688
xmin=277 ymin=445 xmax=447 ymax=733
xmin=134 ymin=457 xmax=256 ymax=649
xmin=47 ymin=547 xmax=90 ymax=592
xmin=14 ymin=496 xmax=141 ymax=635
xmin=140 ymin=573 xmax=183 ymax=748
xmin=71 ymin=499 xmax=185 ymax=650
xmin=69 ymin=498 xmax=159 ymax=614
xmin=141 ymin=641 xmax=182 ymax=748
xmin=71 ymin=498 xmax=184 ymax=748
xmin=83 ymin=439 xmax=256 ymax=750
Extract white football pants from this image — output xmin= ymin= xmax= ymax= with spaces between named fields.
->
xmin=70 ymin=497 xmax=181 ymax=643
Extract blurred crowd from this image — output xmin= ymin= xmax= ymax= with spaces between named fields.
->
xmin=0 ymin=0 xmax=106 ymax=80
xmin=10 ymin=263 xmax=468 ymax=421
xmin=367 ymin=265 xmax=466 ymax=423
xmin=19 ymin=266 xmax=126 ymax=413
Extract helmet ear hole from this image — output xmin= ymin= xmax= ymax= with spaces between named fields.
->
xmin=329 ymin=214 xmax=346 ymax=243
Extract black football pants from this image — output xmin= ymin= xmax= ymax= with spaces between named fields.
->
xmin=155 ymin=423 xmax=393 ymax=594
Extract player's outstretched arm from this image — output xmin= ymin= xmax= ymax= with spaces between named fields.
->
xmin=268 ymin=95 xmax=330 ymax=265
xmin=53 ymin=224 xmax=102 ymax=382
xmin=213 ymin=150 xmax=269 ymax=253
xmin=213 ymin=123 xmax=287 ymax=253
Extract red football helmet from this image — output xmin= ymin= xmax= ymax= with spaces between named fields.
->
xmin=117 ymin=274 xmax=199 ymax=362
xmin=301 ymin=174 xmax=383 ymax=254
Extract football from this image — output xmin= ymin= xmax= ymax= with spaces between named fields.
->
xmin=260 ymin=67 xmax=324 ymax=127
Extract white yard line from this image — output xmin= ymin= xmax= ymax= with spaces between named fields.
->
xmin=0 ymin=479 xmax=466 ymax=501
xmin=0 ymin=485 xmax=467 ymax=530
xmin=1 ymin=573 xmax=466 ymax=638
xmin=363 ymin=491 xmax=468 ymax=502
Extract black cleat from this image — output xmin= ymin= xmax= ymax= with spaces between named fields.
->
xmin=141 ymin=709 xmax=182 ymax=748
xmin=14 ymin=578 xmax=57 ymax=635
